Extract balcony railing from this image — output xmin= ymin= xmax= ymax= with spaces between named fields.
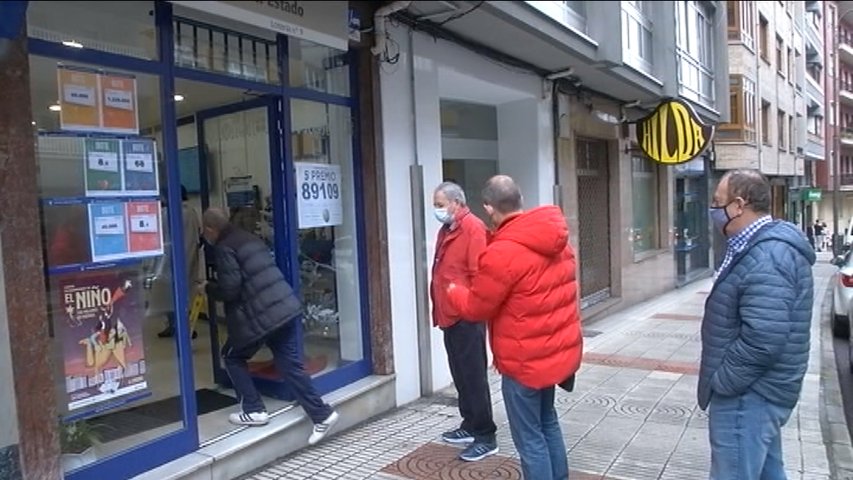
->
xmin=841 ymin=173 xmax=853 ymax=186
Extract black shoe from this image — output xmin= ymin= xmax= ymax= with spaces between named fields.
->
xmin=441 ymin=428 xmax=474 ymax=444
xmin=459 ymin=441 xmax=499 ymax=462
xmin=192 ymin=330 xmax=198 ymax=340
xmin=157 ymin=327 xmax=174 ymax=338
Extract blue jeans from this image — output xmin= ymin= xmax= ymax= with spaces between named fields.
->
xmin=221 ymin=320 xmax=332 ymax=424
xmin=502 ymin=376 xmax=568 ymax=480
xmin=708 ymin=390 xmax=793 ymax=480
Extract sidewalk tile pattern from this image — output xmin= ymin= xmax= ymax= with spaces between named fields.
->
xmin=245 ymin=261 xmax=835 ymax=480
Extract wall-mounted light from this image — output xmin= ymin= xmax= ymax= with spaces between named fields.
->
xmin=174 ymin=94 xmax=185 ymax=102
xmin=61 ymin=40 xmax=83 ymax=49
xmin=49 ymin=104 xmax=62 ymax=112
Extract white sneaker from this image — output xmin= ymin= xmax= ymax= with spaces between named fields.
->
xmin=308 ymin=410 xmax=339 ymax=445
xmin=229 ymin=411 xmax=269 ymax=426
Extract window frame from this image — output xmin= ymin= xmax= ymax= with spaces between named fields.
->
xmin=718 ymin=74 xmax=756 ymax=143
xmin=631 ymin=155 xmax=661 ymax=258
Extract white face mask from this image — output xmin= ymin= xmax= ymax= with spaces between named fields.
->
xmin=434 ymin=207 xmax=452 ymax=224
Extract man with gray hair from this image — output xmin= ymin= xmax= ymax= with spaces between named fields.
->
xmin=701 ymin=169 xmax=815 ymax=478
xmin=429 ymin=181 xmax=498 ymax=462
xmin=202 ymin=207 xmax=339 ymax=445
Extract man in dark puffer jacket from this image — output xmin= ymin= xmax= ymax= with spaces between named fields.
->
xmin=701 ymin=169 xmax=815 ymax=479
xmin=202 ymin=208 xmax=339 ymax=445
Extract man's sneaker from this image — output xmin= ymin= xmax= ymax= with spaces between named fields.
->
xmin=228 ymin=411 xmax=269 ymax=426
xmin=308 ymin=410 xmax=339 ymax=445
xmin=459 ymin=441 xmax=499 ymax=462
xmin=441 ymin=428 xmax=474 ymax=444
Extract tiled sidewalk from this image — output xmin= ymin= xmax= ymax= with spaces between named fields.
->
xmin=244 ymin=260 xmax=835 ymax=480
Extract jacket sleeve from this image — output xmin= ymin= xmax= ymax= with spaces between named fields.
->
xmin=711 ymin=253 xmax=795 ymax=396
xmin=465 ymin=224 xmax=487 ymax=282
xmin=447 ymin=245 xmax=513 ymax=321
xmin=207 ymin=247 xmax=242 ymax=302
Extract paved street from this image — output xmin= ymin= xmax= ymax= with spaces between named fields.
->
xmin=242 ymin=258 xmax=837 ymax=480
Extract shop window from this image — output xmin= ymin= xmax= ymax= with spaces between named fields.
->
xmin=29 ymin=55 xmax=186 ymax=473
xmin=289 ymin=38 xmax=350 ymax=97
xmin=27 ymin=1 xmax=157 ymax=60
xmin=632 ymin=156 xmax=660 ymax=256
xmin=291 ymin=99 xmax=363 ymax=373
xmin=622 ymin=1 xmax=653 ymax=73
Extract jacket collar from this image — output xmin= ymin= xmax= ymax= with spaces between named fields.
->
xmin=708 ymin=221 xmax=776 ymax=295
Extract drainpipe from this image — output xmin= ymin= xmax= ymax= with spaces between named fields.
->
xmin=371 ymin=1 xmax=413 ymax=56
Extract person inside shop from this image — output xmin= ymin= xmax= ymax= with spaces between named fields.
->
xmin=201 ymin=207 xmax=340 ymax=444
xmin=155 ymin=185 xmax=204 ymax=339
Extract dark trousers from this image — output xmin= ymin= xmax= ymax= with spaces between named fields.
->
xmin=443 ymin=320 xmax=497 ymax=443
xmin=222 ymin=320 xmax=332 ymax=424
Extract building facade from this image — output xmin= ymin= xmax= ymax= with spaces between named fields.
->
xmin=816 ymin=1 xmax=853 ymax=246
xmin=715 ymin=0 xmax=811 ymax=232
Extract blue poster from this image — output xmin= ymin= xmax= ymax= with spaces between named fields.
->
xmin=122 ymin=139 xmax=158 ymax=195
xmin=89 ymin=202 xmax=129 ymax=262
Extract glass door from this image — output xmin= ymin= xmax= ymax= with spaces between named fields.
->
xmin=194 ymin=95 xmax=293 ymax=400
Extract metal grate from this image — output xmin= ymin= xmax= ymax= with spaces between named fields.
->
xmin=576 ymin=138 xmax=612 ymax=309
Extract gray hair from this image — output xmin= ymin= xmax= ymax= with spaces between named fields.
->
xmin=722 ymin=169 xmax=771 ymax=214
xmin=435 ymin=181 xmax=467 ymax=206
xmin=482 ymin=175 xmax=522 ymax=214
xmin=202 ymin=207 xmax=231 ymax=231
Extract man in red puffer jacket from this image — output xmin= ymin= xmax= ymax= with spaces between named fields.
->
xmin=447 ymin=175 xmax=582 ymax=480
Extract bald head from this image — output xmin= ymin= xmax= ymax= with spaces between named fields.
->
xmin=202 ymin=207 xmax=231 ymax=243
xmin=482 ymin=175 xmax=523 ymax=215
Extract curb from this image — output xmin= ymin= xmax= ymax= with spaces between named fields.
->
xmin=819 ymin=275 xmax=853 ymax=479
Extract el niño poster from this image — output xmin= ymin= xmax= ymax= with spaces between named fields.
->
xmin=53 ymin=268 xmax=149 ymax=413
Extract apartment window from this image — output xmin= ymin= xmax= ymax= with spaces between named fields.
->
xmin=622 ymin=1 xmax=653 ymax=72
xmin=807 ymin=61 xmax=822 ymax=86
xmin=676 ymin=1 xmax=716 ymax=105
xmin=727 ymin=1 xmax=755 ymax=48
xmin=777 ymin=110 xmax=786 ymax=150
xmin=788 ymin=114 xmax=795 ymax=153
xmin=787 ymin=47 xmax=794 ymax=82
xmin=720 ymin=74 xmax=757 ymax=143
xmin=759 ymin=16 xmax=769 ymax=62
xmin=526 ymin=1 xmax=586 ymax=32
xmin=631 ymin=156 xmax=660 ymax=256
xmin=807 ymin=115 xmax=823 ymax=137
xmin=776 ymin=35 xmax=784 ymax=76
xmin=761 ymin=100 xmax=771 ymax=145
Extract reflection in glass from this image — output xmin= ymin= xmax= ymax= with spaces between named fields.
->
xmin=289 ymin=38 xmax=350 ymax=96
xmin=291 ymin=99 xmax=363 ymax=375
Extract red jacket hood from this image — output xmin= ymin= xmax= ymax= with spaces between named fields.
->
xmin=493 ymin=205 xmax=569 ymax=258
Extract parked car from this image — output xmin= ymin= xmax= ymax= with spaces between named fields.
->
xmin=832 ymin=250 xmax=853 ymax=338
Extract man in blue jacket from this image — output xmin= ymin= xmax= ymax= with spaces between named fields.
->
xmin=700 ymin=169 xmax=815 ymax=479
